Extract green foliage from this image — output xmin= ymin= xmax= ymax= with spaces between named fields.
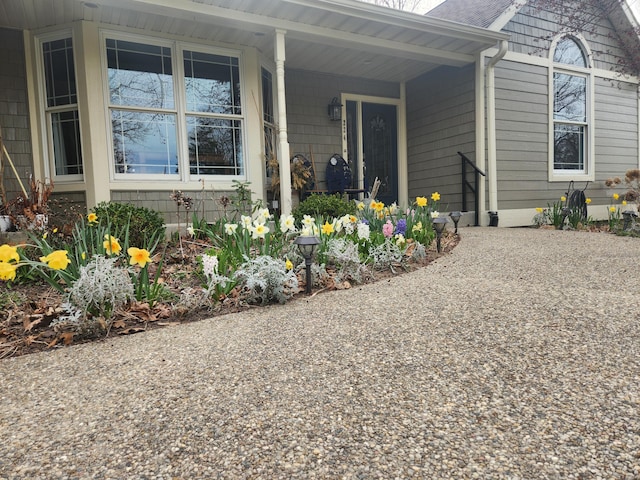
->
xmin=293 ymin=194 xmax=356 ymax=223
xmin=231 ymin=180 xmax=255 ymax=217
xmin=92 ymin=202 xmax=165 ymax=248
xmin=0 ymin=289 xmax=25 ymax=311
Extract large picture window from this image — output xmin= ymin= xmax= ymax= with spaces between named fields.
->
xmin=42 ymin=36 xmax=83 ymax=178
xmin=551 ymin=36 xmax=591 ymax=177
xmin=106 ymin=35 xmax=244 ymax=178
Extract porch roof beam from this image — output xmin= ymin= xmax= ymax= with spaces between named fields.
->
xmin=284 ymin=0 xmax=509 ymax=44
xmin=97 ymin=0 xmax=507 ymax=66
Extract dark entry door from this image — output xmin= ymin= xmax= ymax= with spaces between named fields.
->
xmin=362 ymin=102 xmax=398 ymax=205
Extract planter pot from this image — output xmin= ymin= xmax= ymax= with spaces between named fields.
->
xmin=0 ymin=215 xmax=12 ymax=232
xmin=16 ymin=214 xmax=48 ymax=230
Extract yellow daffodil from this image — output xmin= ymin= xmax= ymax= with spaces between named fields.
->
xmin=585 ymin=198 xmax=592 ymax=204
xmin=609 ymin=206 xmax=616 ymax=212
xmin=412 ymin=221 xmax=423 ymax=232
xmin=561 ymin=196 xmax=567 ymax=202
xmin=128 ymin=247 xmax=151 ymax=268
xmin=0 ymin=261 xmax=18 ymax=281
xmin=285 ymin=259 xmax=293 ymax=271
xmin=53 ymin=228 xmax=58 ymax=234
xmin=81 ymin=252 xmax=86 ymax=260
xmin=613 ymin=193 xmax=620 ymax=200
xmin=322 ymin=221 xmax=334 ymax=235
xmin=39 ymin=250 xmax=70 ymax=270
xmin=431 ymin=192 xmax=441 ymax=201
xmin=0 ymin=244 xmax=19 ymax=263
xmin=357 ymin=202 xmax=365 ymax=210
xmin=536 ymin=207 xmax=544 ymax=213
xmin=87 ymin=212 xmax=98 ymax=223
xmin=622 ymin=200 xmax=628 ymax=205
xmin=103 ymin=235 xmax=122 ymax=255
xmin=42 ymin=232 xmax=48 ymax=239
xmin=416 ymin=196 xmax=427 ymax=207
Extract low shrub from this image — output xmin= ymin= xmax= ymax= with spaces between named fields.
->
xmin=293 ymin=194 xmax=356 ymax=223
xmin=92 ymin=202 xmax=165 ymax=248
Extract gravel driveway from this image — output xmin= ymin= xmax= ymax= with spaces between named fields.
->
xmin=1 ymin=227 xmax=639 ymax=479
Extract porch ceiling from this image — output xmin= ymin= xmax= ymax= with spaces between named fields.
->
xmin=0 ymin=0 xmax=508 ymax=82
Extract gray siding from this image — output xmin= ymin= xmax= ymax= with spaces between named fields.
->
xmin=504 ymin=3 xmax=630 ymax=72
xmin=495 ymin=7 xmax=640 ymax=212
xmin=286 ymin=69 xmax=399 ymax=191
xmin=0 ymin=28 xmax=32 ymax=206
xmin=110 ymin=189 xmax=237 ymax=224
xmin=494 ymin=61 xmax=639 ymax=209
xmin=592 ymin=77 xmax=639 ymax=203
xmin=494 ymin=60 xmax=559 ymax=208
xmin=406 ymin=64 xmax=475 ymax=212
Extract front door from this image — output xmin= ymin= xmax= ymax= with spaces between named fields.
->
xmin=346 ymin=100 xmax=398 ymax=205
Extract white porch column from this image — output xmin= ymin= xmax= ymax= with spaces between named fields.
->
xmin=274 ymin=29 xmax=292 ymax=215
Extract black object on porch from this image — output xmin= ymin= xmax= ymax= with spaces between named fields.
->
xmin=458 ymin=152 xmax=486 ymax=227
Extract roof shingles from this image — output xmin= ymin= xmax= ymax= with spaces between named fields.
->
xmin=426 ymin=0 xmax=515 ymax=29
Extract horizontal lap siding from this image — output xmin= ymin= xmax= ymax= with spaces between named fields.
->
xmin=285 ymin=69 xmax=399 ymax=191
xmin=593 ymin=78 xmax=639 ymax=203
xmin=494 ymin=61 xmax=562 ymax=208
xmin=110 ymin=189 xmax=234 ymax=223
xmin=406 ymin=64 xmax=475 ymax=211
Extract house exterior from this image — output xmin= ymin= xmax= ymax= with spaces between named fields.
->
xmin=426 ymin=0 xmax=640 ymax=226
xmin=0 ymin=0 xmax=638 ymax=227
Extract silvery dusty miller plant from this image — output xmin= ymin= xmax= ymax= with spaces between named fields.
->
xmin=325 ymin=238 xmax=369 ymax=284
xmin=368 ymin=238 xmax=404 ymax=271
xmin=234 ymin=255 xmax=298 ymax=305
xmin=68 ymin=255 xmax=134 ymax=319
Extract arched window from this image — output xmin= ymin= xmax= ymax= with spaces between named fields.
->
xmin=551 ymin=36 xmax=592 ymax=178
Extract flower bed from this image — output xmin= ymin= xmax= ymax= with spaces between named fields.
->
xmin=0 ymin=193 xmax=456 ymax=359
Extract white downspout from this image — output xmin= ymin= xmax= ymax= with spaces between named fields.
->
xmin=475 ymin=52 xmax=486 ymax=225
xmin=275 ymin=29 xmax=292 ymax=215
xmin=485 ymin=40 xmax=508 ymax=217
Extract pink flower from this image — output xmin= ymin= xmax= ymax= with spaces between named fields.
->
xmin=382 ymin=220 xmax=394 ymax=238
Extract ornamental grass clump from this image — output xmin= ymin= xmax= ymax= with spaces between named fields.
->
xmin=234 ymin=255 xmax=298 ymax=305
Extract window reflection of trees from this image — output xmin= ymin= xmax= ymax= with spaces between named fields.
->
xmin=187 ymin=117 xmax=242 ymax=175
xmin=554 ymin=73 xmax=585 ymax=122
xmin=554 ymin=125 xmax=583 ymax=169
xmin=552 ymin=37 xmax=588 ymax=172
xmin=107 ymin=40 xmax=244 ymax=176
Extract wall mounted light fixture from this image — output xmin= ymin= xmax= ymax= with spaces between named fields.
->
xmin=328 ymin=97 xmax=342 ymax=121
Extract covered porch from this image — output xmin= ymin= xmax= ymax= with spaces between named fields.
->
xmin=0 ymin=0 xmax=507 ymax=221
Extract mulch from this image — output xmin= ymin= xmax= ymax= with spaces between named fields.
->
xmin=0 ymin=234 xmax=459 ymax=360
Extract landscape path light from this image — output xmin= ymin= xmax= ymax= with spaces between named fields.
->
xmin=622 ymin=210 xmax=638 ymax=230
xmin=432 ymin=217 xmax=448 ymax=253
xmin=294 ymin=235 xmax=321 ymax=294
xmin=449 ymin=211 xmax=462 ymax=234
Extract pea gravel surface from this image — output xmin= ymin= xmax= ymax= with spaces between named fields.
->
xmin=1 ymin=227 xmax=639 ymax=479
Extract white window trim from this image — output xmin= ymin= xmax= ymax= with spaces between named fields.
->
xmin=548 ymin=34 xmax=595 ymax=182
xmin=34 ymin=29 xmax=84 ymax=183
xmin=100 ymin=30 xmax=248 ymax=182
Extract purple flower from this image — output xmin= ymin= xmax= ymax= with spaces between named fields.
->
xmin=382 ymin=220 xmax=394 ymax=238
xmin=395 ymin=218 xmax=407 ymax=235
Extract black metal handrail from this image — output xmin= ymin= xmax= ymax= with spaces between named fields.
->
xmin=458 ymin=152 xmax=486 ymax=226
